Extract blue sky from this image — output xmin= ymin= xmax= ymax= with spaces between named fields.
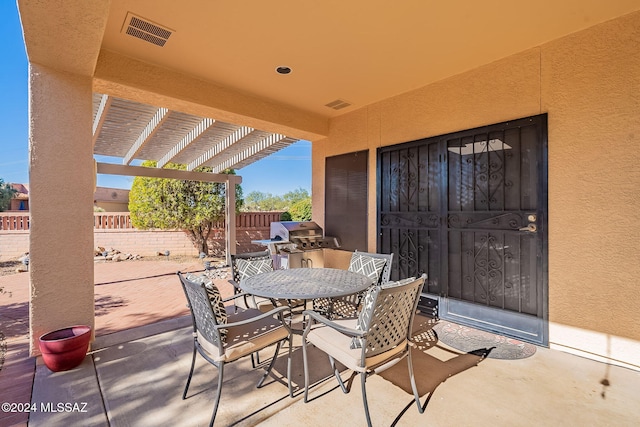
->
xmin=0 ymin=2 xmax=311 ymax=196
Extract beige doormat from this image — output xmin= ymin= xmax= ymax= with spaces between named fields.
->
xmin=432 ymin=321 xmax=537 ymax=360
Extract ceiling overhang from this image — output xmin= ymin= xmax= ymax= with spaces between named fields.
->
xmin=19 ymin=0 xmax=640 ymax=180
xmin=92 ymin=49 xmax=330 ymax=141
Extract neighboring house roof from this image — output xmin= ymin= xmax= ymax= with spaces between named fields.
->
xmin=10 ymin=183 xmax=29 ymax=200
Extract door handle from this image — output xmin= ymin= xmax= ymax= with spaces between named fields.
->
xmin=519 ymin=224 xmax=537 ymax=233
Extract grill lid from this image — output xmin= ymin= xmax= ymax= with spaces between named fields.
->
xmin=260 ymin=221 xmax=340 ymax=252
xmin=270 ymin=221 xmax=324 ymax=240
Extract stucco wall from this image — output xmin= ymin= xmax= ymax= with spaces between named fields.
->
xmin=313 ymin=12 xmax=640 ymax=368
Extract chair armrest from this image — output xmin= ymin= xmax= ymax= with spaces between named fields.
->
xmin=302 ymin=309 xmax=365 ymax=338
xmin=224 ymin=306 xmax=291 ymax=329
xmin=228 ymin=279 xmax=240 ymax=290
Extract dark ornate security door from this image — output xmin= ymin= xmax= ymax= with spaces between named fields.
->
xmin=378 ymin=115 xmax=548 ymax=345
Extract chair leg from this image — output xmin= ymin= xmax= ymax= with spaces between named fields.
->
xmin=209 ymin=363 xmax=225 ymax=427
xmin=329 ymin=355 xmax=354 ymax=394
xmin=287 ymin=336 xmax=293 ymax=397
xmin=251 ymin=351 xmax=261 ymax=368
xmin=302 ymin=336 xmax=313 ymax=403
xmin=183 ymin=341 xmax=197 ymax=399
xmin=361 ymin=372 xmax=373 ymax=427
xmin=257 ymin=341 xmax=282 ymax=388
xmin=407 ymin=348 xmax=425 ymax=413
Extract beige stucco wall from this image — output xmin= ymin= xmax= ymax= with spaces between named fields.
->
xmin=313 ymin=12 xmax=640 ymax=368
xmin=29 ymin=64 xmax=96 ymax=353
xmin=95 ymin=201 xmax=129 ymax=212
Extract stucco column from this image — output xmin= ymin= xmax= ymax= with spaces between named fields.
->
xmin=28 ymin=64 xmax=95 ymax=355
xmin=225 ymin=179 xmax=236 ymax=266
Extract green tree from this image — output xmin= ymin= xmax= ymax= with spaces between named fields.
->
xmin=243 ymin=191 xmax=286 ymax=211
xmin=242 ymin=188 xmax=310 ymax=212
xmin=289 ymin=197 xmax=312 ymax=221
xmin=282 ymin=188 xmax=309 ymax=206
xmin=128 ymin=161 xmax=243 ymax=254
xmin=0 ymin=179 xmax=17 ymax=212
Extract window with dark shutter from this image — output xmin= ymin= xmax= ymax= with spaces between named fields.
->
xmin=325 ymin=150 xmax=368 ymax=251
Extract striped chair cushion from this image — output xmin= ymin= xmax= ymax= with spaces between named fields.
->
xmin=235 ymin=257 xmax=273 ymax=281
xmin=186 ymin=273 xmax=228 ymax=339
xmin=350 ymin=285 xmax=380 ymax=349
xmin=348 ymin=252 xmax=387 ymax=284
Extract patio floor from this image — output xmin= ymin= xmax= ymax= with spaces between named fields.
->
xmin=2 ymin=260 xmax=640 ymax=426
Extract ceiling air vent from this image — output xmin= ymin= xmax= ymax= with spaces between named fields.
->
xmin=325 ymin=99 xmax=352 ymax=110
xmin=122 ymin=13 xmax=173 ymax=47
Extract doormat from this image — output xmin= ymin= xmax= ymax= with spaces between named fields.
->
xmin=432 ymin=321 xmax=537 ymax=360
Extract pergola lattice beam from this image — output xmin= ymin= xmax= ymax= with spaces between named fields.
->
xmin=156 ymin=118 xmax=215 ymax=168
xmin=122 ymin=107 xmax=170 ymax=165
xmin=187 ymin=126 xmax=254 ymax=171
xmin=211 ymin=133 xmax=286 ymax=173
xmin=96 ymin=162 xmax=242 ymax=184
xmin=92 ymin=94 xmax=111 ymax=146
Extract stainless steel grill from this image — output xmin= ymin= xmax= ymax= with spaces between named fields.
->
xmin=252 ymin=221 xmax=340 ymax=268
xmin=270 ymin=221 xmax=340 ymax=251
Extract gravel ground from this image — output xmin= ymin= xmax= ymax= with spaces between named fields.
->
xmin=0 ymin=260 xmax=23 ymax=277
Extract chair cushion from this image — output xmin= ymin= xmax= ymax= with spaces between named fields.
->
xmin=186 ymin=273 xmax=228 ymax=339
xmin=197 ymin=307 xmax=288 ymax=362
xmin=348 ymin=252 xmax=387 ymax=284
xmin=306 ymin=319 xmax=407 ymax=372
xmin=235 ymin=257 xmax=273 ymax=281
xmin=351 ymin=285 xmax=380 ymax=349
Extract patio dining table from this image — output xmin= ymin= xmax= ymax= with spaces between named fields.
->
xmin=240 ymin=267 xmax=374 ymax=303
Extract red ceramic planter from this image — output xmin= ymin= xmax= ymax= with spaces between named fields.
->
xmin=38 ymin=325 xmax=91 ymax=372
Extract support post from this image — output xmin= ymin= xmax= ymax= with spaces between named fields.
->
xmin=28 ymin=64 xmax=95 ymax=354
xmin=225 ymin=179 xmax=237 ymax=266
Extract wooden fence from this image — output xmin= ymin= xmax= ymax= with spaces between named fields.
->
xmin=0 ymin=211 xmax=284 ymax=231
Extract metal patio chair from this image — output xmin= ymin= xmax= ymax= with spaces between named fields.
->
xmin=230 ymin=250 xmax=305 ymax=312
xmin=177 ymin=272 xmax=292 ymax=427
xmin=313 ymin=250 xmax=394 ymax=319
xmin=229 ymin=250 xmax=274 ymax=310
xmin=302 ymin=274 xmax=427 ymax=427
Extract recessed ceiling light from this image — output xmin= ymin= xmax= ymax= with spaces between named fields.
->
xmin=276 ymin=66 xmax=292 ymax=75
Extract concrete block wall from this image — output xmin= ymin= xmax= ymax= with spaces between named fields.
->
xmin=0 ymin=232 xmax=30 ymax=259
xmin=94 ymin=229 xmax=199 ymax=257
xmin=1 ymin=228 xmax=272 ymax=260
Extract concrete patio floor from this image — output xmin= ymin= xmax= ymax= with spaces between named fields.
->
xmin=2 ymin=259 xmax=640 ymax=426
xmin=28 ymin=314 xmax=640 ymax=426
